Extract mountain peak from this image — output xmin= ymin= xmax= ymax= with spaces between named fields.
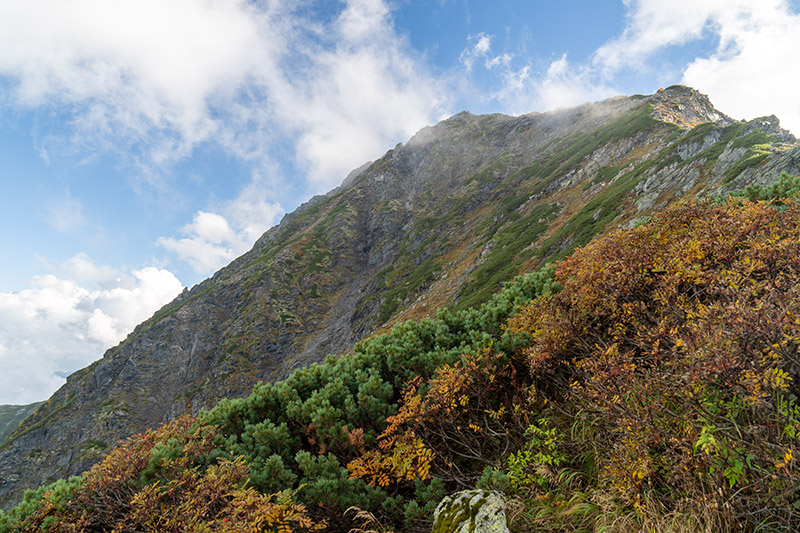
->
xmin=650 ymin=85 xmax=733 ymax=129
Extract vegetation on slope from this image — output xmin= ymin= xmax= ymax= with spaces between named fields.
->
xmin=0 ymin=404 xmax=42 ymax=445
xmin=3 ymin=176 xmax=800 ymax=532
xmin=0 ymin=268 xmax=558 ymax=532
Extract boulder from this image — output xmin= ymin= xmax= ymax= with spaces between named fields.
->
xmin=432 ymin=489 xmax=508 ymax=533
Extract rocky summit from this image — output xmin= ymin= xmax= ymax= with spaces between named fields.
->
xmin=1 ymin=85 xmax=799 ymax=508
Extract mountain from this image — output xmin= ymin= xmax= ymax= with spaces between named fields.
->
xmin=0 ymin=405 xmax=42 ymax=446
xmin=1 ymin=85 xmax=799 ymax=508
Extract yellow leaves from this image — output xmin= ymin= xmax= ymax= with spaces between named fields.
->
xmin=347 ymin=437 xmax=433 ymax=487
xmin=767 ymin=368 xmax=792 ymax=392
xmin=487 ymin=405 xmax=507 ymax=420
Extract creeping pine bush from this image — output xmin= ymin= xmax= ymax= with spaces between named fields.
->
xmin=0 ymin=416 xmax=319 ymax=532
xmin=199 ymin=265 xmax=556 ymax=530
xmin=0 ymin=265 xmax=556 ymax=532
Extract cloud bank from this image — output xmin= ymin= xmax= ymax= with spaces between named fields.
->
xmin=0 ymin=255 xmax=182 ymax=404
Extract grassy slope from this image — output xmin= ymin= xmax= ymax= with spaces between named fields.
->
xmin=0 ymin=404 xmax=43 ymax=444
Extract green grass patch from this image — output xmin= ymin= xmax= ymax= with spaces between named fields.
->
xmin=722 ymin=130 xmax=776 ymax=182
xmin=456 ymin=203 xmax=557 ymax=310
xmin=80 ymin=439 xmax=107 ymax=451
xmin=536 ymin=160 xmax=655 ymax=263
xmin=466 ymin=153 xmax=516 ymax=185
xmin=378 ymin=258 xmax=440 ymax=323
xmin=583 ymin=164 xmax=626 ymax=190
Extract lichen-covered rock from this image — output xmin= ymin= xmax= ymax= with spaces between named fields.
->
xmin=432 ymin=489 xmax=508 ymax=533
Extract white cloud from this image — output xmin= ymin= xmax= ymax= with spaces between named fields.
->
xmin=276 ymin=0 xmax=448 ymax=189
xmin=158 ymin=212 xmax=241 ymax=275
xmin=529 ymin=55 xmax=618 ymax=112
xmin=459 ymin=33 xmax=512 ymax=73
xmin=459 ymin=32 xmax=618 ymax=115
xmin=453 ymin=1 xmax=800 ymax=134
xmin=0 ymin=0 xmax=446 ymax=194
xmin=0 ymin=255 xmax=183 ymax=404
xmin=62 ymin=252 xmax=118 ymax=285
xmin=159 ymin=185 xmax=285 ymax=275
xmin=593 ymin=0 xmax=800 ymax=134
xmin=460 ymin=33 xmax=494 ymax=71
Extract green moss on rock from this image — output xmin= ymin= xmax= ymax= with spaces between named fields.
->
xmin=432 ymin=490 xmax=508 ymax=533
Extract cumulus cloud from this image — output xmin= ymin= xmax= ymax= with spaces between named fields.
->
xmin=0 ymin=255 xmax=183 ymax=404
xmin=593 ymin=0 xmax=800 ymax=133
xmin=159 ymin=212 xmax=242 ymax=275
xmin=0 ymin=0 xmax=446 ymax=193
xmin=159 ymin=183 xmax=284 ymax=275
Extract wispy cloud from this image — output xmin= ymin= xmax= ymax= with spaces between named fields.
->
xmin=44 ymin=193 xmax=86 ymax=233
xmin=458 ymin=34 xmax=617 ymax=114
xmin=459 ymin=33 xmax=512 ymax=73
xmin=0 ymin=0 xmax=447 ymax=194
xmin=0 ymin=254 xmax=182 ymax=404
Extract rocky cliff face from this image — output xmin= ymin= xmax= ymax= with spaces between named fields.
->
xmin=1 ymin=85 xmax=798 ymax=508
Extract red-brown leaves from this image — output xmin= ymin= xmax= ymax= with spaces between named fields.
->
xmin=509 ymin=198 xmax=800 ymax=518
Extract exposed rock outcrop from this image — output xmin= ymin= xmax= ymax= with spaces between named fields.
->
xmin=432 ymin=490 xmax=508 ymax=533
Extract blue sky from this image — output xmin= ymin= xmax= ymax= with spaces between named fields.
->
xmin=1 ymin=0 xmax=800 ymax=404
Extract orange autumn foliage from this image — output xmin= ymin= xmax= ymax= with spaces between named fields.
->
xmin=509 ymin=198 xmax=800 ymax=521
xmin=16 ymin=416 xmax=321 ymax=532
xmin=348 ymin=348 xmax=530 ymax=489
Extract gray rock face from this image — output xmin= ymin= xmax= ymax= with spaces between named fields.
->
xmin=1 ymin=87 xmax=799 ymax=509
xmin=432 ymin=490 xmax=509 ymax=533
xmin=651 ymin=85 xmax=734 ymax=128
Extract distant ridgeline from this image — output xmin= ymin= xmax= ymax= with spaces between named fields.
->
xmin=2 ymin=86 xmax=800 ymax=530
xmin=0 ymin=405 xmax=42 ymax=447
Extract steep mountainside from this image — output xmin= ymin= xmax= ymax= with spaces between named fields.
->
xmin=0 ymin=405 xmax=42 ymax=446
xmin=1 ymin=85 xmax=799 ymax=507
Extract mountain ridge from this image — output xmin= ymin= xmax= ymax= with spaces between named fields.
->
xmin=2 ymin=85 xmax=799 ymax=508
